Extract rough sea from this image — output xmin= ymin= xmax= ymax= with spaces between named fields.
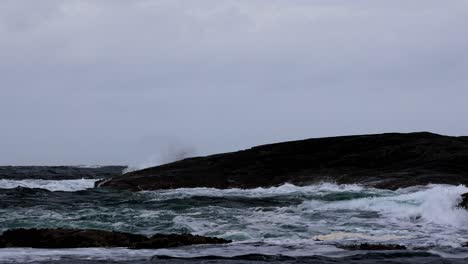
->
xmin=0 ymin=166 xmax=467 ymax=263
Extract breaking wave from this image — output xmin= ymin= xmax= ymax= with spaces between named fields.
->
xmin=1 ymin=178 xmax=468 ymax=261
xmin=0 ymin=179 xmax=99 ymax=192
xmin=143 ymin=182 xmax=366 ymax=197
xmin=300 ymin=184 xmax=468 ymax=228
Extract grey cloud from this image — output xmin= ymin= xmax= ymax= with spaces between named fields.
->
xmin=1 ymin=0 xmax=467 ymax=165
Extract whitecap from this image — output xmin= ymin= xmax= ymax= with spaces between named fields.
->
xmin=142 ymin=182 xmax=367 ymax=201
xmin=0 ymin=178 xmax=99 ymax=192
xmin=300 ymin=184 xmax=468 ymax=228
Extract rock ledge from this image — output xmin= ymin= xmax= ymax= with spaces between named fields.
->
xmin=0 ymin=228 xmax=230 ymax=249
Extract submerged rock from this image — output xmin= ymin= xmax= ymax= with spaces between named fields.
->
xmin=0 ymin=228 xmax=230 ymax=249
xmin=458 ymin=193 xmax=468 ymax=209
xmin=337 ymin=243 xmax=407 ymax=251
xmin=98 ymin=132 xmax=468 ymax=191
xmin=151 ymin=253 xmax=463 ymax=264
xmin=131 ymin=234 xmax=229 ymax=249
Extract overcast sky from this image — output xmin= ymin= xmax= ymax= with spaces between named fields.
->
xmin=1 ymin=0 xmax=467 ymax=166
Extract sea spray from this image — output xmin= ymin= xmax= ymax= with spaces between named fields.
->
xmin=299 ymin=184 xmax=468 ymax=228
xmin=124 ymin=139 xmax=197 ymax=173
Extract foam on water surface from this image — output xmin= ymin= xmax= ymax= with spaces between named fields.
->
xmin=143 ymin=183 xmax=369 ymax=200
xmin=1 ymin=181 xmax=468 ymax=262
xmin=0 ymin=179 xmax=99 ymax=192
xmin=300 ymin=184 xmax=468 ymax=227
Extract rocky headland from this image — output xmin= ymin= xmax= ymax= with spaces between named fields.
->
xmin=97 ymin=132 xmax=468 ymax=191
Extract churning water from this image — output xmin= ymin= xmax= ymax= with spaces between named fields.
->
xmin=0 ymin=167 xmax=467 ymax=263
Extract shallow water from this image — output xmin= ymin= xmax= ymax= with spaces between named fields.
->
xmin=1 ymin=166 xmax=468 ymax=263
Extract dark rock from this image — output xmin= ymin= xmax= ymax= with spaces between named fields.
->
xmin=0 ymin=228 xmax=230 ymax=249
xmin=0 ymin=166 xmax=126 ymax=180
xmin=459 ymin=193 xmax=468 ymax=209
xmin=337 ymin=243 xmax=406 ymax=250
xmin=97 ymin=132 xmax=468 ymax=191
xmin=0 ymin=228 xmax=146 ymax=248
xmin=151 ymin=253 xmax=463 ymax=264
xmin=132 ymin=234 xmax=229 ymax=249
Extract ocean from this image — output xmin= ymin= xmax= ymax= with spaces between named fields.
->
xmin=0 ymin=166 xmax=467 ymax=263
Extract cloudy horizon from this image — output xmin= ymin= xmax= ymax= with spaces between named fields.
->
xmin=1 ymin=0 xmax=467 ymax=166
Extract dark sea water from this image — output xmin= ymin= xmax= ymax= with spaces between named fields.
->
xmin=0 ymin=166 xmax=467 ymax=263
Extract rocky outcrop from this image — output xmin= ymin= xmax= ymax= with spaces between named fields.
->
xmin=0 ymin=228 xmax=230 ymax=249
xmin=459 ymin=193 xmax=468 ymax=209
xmin=97 ymin=132 xmax=468 ymax=191
xmin=131 ymin=233 xmax=229 ymax=249
xmin=337 ymin=243 xmax=406 ymax=250
xmin=0 ymin=166 xmax=125 ymax=180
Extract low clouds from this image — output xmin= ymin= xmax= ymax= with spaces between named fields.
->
xmin=1 ymin=0 xmax=467 ymax=165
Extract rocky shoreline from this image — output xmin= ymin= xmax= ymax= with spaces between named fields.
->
xmin=2 ymin=228 xmax=467 ymax=250
xmin=97 ymin=132 xmax=468 ymax=191
xmin=0 ymin=228 xmax=230 ymax=249
xmin=2 ymin=132 xmax=468 ymax=262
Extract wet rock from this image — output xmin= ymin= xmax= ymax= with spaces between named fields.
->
xmin=0 ymin=228 xmax=145 ymax=248
xmin=97 ymin=132 xmax=468 ymax=191
xmin=458 ymin=193 xmax=468 ymax=209
xmin=131 ymin=234 xmax=229 ymax=249
xmin=337 ymin=243 xmax=407 ymax=250
xmin=150 ymin=253 xmax=463 ymax=264
xmin=0 ymin=228 xmax=230 ymax=249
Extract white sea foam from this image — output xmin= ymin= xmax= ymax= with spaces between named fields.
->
xmin=0 ymin=242 xmax=357 ymax=263
xmin=74 ymin=165 xmax=106 ymax=168
xmin=1 ymin=183 xmax=468 ymax=262
xmin=0 ymin=179 xmax=99 ymax=191
xmin=161 ymin=183 xmax=468 ymax=250
xmin=312 ymin=232 xmax=409 ymax=241
xmin=0 ymin=248 xmax=157 ymax=263
xmin=143 ymin=183 xmax=367 ymax=200
xmin=300 ymin=184 xmax=468 ymax=228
